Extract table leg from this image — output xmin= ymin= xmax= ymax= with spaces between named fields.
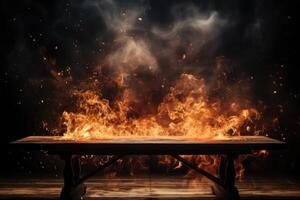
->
xmin=224 ymin=154 xmax=240 ymax=200
xmin=219 ymin=155 xmax=226 ymax=181
xmin=60 ymin=155 xmax=86 ymax=200
xmin=212 ymin=155 xmax=240 ymax=200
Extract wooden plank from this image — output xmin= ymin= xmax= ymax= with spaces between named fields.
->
xmin=12 ymin=136 xmax=284 ymax=144
xmin=11 ymin=136 xmax=285 ymax=155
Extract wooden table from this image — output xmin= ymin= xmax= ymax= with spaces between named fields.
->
xmin=12 ymin=136 xmax=285 ymax=200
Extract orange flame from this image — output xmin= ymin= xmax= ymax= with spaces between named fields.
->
xmin=62 ymin=74 xmax=259 ymax=140
xmin=59 ymin=72 xmax=262 ymax=178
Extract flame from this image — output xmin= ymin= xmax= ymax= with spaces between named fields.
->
xmin=60 ymin=72 xmax=261 ymax=178
xmin=63 ymin=73 xmax=258 ymax=140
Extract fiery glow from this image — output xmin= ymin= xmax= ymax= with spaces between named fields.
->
xmin=62 ymin=73 xmax=259 ymax=140
xmin=58 ymin=71 xmax=262 ymax=178
xmin=50 ymin=3 xmax=263 ymax=177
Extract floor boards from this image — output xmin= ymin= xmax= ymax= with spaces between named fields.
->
xmin=0 ymin=175 xmax=299 ymax=199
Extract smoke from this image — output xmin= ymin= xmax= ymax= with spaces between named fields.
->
xmin=151 ymin=8 xmax=226 ymax=63
xmin=2 ymin=0 xmax=286 ymax=133
xmin=2 ymin=0 xmax=294 ymax=176
xmin=106 ymin=36 xmax=158 ymax=72
xmin=84 ymin=0 xmax=146 ymax=33
xmin=85 ymin=0 xmax=228 ymax=76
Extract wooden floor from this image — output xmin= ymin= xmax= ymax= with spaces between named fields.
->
xmin=0 ymin=175 xmax=300 ymax=199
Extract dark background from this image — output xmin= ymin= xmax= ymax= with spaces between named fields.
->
xmin=0 ymin=0 xmax=298 ymax=178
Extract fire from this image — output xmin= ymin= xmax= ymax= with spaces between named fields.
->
xmin=60 ymin=71 xmax=260 ymax=178
xmin=62 ymin=73 xmax=259 ymax=140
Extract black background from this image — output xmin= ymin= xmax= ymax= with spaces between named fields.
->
xmin=0 ymin=0 xmax=298 ymax=178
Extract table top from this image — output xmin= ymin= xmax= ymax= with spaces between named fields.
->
xmin=11 ymin=136 xmax=286 ymax=155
